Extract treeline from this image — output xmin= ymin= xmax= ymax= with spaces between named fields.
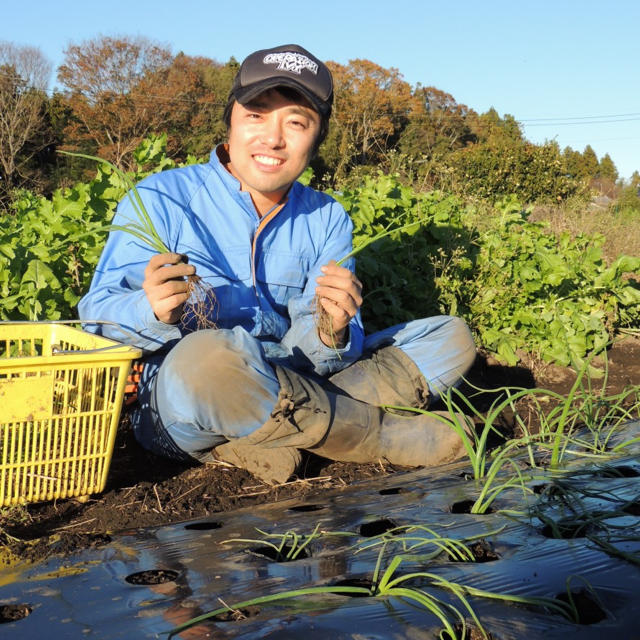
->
xmin=1 ymin=36 xmax=639 ymax=210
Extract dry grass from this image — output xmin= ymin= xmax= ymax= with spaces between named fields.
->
xmin=530 ymin=197 xmax=640 ymax=263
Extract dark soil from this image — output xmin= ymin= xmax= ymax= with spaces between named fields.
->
xmin=1 ymin=336 xmax=639 ymax=565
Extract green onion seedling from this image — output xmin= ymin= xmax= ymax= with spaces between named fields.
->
xmin=58 ymin=150 xmax=217 ymax=329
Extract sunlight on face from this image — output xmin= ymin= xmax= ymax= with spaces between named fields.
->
xmin=227 ymin=89 xmax=321 ymax=212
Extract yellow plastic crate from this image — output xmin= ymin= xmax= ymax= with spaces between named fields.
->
xmin=0 ymin=323 xmax=142 ymax=506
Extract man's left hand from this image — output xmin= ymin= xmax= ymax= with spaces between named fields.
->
xmin=315 ymin=260 xmax=363 ymax=347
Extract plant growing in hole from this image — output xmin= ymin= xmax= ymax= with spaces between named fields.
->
xmin=528 ymin=473 xmax=640 ymax=565
xmin=58 ymin=150 xmax=217 ymax=330
xmin=558 ymin=355 xmax=640 ymax=454
xmin=168 ymin=523 xmax=580 ymax=639
xmin=468 ymin=452 xmax=536 ymax=514
xmin=221 ymin=523 xmax=355 ymax=561
xmin=352 ymin=522 xmax=506 ymax=561
xmin=381 ymin=383 xmax=544 ymax=481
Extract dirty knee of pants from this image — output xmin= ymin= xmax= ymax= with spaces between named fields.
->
xmin=150 ymin=327 xmax=280 ymax=455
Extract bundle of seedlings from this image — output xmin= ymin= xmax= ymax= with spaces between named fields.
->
xmin=314 ymin=212 xmax=424 ymax=348
xmin=59 ymin=151 xmax=217 ymax=330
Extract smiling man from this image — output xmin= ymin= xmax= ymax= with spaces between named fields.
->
xmin=79 ymin=44 xmax=477 ymax=483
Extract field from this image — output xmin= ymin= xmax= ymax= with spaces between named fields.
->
xmin=0 ymin=335 xmax=638 ymax=638
xmin=0 ymin=143 xmax=639 ymax=638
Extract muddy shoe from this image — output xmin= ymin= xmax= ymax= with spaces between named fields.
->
xmin=210 ymin=441 xmax=301 ymax=485
xmin=311 ymin=401 xmax=471 ymax=468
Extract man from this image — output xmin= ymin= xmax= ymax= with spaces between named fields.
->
xmin=79 ymin=44 xmax=476 ymax=484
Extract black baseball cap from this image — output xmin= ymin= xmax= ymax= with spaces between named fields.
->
xmin=229 ymin=44 xmax=333 ymax=118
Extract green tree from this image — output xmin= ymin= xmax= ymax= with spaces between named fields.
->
xmin=470 ymin=108 xmax=524 ymax=145
xmin=445 ymin=139 xmax=582 ymax=203
xmin=597 ymin=153 xmax=618 ymax=181
xmin=581 ymin=145 xmax=599 ymax=178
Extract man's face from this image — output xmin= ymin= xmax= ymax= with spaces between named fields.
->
xmin=227 ymin=89 xmax=321 ymax=207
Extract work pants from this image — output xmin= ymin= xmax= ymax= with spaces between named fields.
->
xmin=134 ymin=316 xmax=476 ymax=460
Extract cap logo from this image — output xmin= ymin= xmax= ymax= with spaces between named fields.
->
xmin=263 ymin=52 xmax=318 ymax=76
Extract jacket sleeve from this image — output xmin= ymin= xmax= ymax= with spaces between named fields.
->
xmin=279 ymin=202 xmax=364 ymax=376
xmin=78 ymin=189 xmax=183 ymax=353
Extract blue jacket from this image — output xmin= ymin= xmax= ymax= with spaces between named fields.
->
xmin=78 ymin=146 xmax=364 ymax=379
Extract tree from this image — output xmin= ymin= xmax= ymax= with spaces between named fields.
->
xmin=0 ymin=41 xmax=52 ymax=200
xmin=469 ymin=108 xmax=524 ymax=145
xmin=57 ymin=36 xmax=175 ymax=168
xmin=581 ymin=145 xmax=599 ymax=178
xmin=320 ymin=59 xmax=414 ymax=182
xmin=171 ymin=55 xmax=238 ymax=158
xmin=597 ymin=153 xmax=618 ymax=181
xmin=563 ymin=146 xmax=585 ymax=180
xmin=399 ymin=86 xmax=476 ymax=161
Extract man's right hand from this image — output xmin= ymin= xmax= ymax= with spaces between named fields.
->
xmin=142 ymin=253 xmax=196 ymax=324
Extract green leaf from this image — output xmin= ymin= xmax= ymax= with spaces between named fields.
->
xmin=20 ymin=259 xmax=61 ymax=290
xmin=0 ymin=244 xmax=15 ymax=259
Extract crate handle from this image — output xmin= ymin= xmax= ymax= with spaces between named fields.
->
xmin=0 ymin=319 xmax=142 ymax=354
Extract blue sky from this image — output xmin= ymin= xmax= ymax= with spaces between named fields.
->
xmin=4 ymin=0 xmax=639 ymax=179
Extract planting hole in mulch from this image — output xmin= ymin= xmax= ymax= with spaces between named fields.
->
xmin=248 ymin=544 xmax=310 ymax=562
xmin=331 ymin=577 xmax=374 ymax=596
xmin=379 ymin=487 xmax=410 ymax=495
xmin=448 ymin=539 xmax=499 ymax=563
xmin=212 ymin=604 xmax=261 ymax=622
xmin=591 ymin=465 xmax=640 ymax=478
xmin=555 ymin=589 xmax=607 ymax=624
xmin=359 ymin=518 xmax=401 ymax=537
xmin=0 ymin=604 xmax=32 ymax=624
xmin=451 ymin=499 xmax=494 ymax=514
xmin=532 ymin=484 xmax=548 ymax=494
xmin=125 ymin=569 xmax=180 ymax=585
xmin=184 ymin=520 xmax=223 ymax=531
xmin=540 ymin=519 xmax=593 ymax=539
xmin=448 ymin=622 xmax=498 ymax=640
xmin=622 ymin=498 xmax=640 ymax=516
xmin=288 ymin=504 xmax=326 ymax=512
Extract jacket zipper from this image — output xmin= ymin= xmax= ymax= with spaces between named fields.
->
xmin=250 ymin=202 xmax=287 ymax=290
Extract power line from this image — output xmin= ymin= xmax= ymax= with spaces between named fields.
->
xmin=523 ymin=117 xmax=640 ymax=127
xmin=519 ymin=111 xmax=640 ymax=123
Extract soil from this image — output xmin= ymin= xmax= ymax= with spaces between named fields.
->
xmin=1 ymin=336 xmax=639 ymax=566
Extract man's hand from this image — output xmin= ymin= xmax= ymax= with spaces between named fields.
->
xmin=315 ymin=260 xmax=363 ymax=347
xmin=142 ymin=253 xmax=196 ymax=325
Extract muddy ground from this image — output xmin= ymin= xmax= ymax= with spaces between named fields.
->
xmin=1 ymin=336 xmax=639 ymax=565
